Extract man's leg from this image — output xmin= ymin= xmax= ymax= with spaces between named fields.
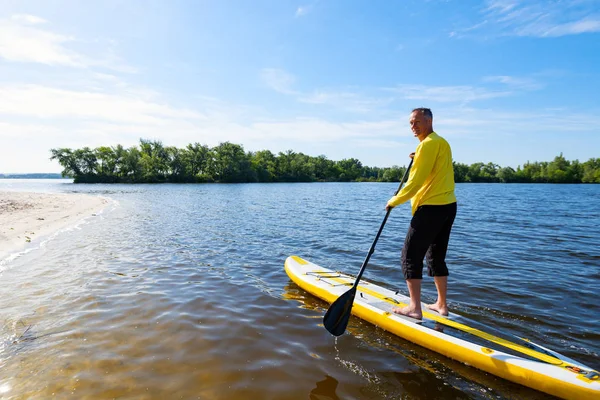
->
xmin=393 ymin=206 xmax=439 ymax=319
xmin=428 ymin=276 xmax=448 ymax=315
xmin=394 ymin=278 xmax=423 ymax=319
xmin=425 ymin=203 xmax=457 ymax=316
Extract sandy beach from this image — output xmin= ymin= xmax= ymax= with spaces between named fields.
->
xmin=0 ymin=191 xmax=108 ymax=260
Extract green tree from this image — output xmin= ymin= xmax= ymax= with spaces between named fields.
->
xmin=497 ymin=167 xmax=516 ymax=183
xmin=249 ymin=150 xmax=277 ymax=182
xmin=453 ymin=162 xmax=469 ymax=183
xmin=290 ymin=152 xmax=315 ymax=182
xmin=336 ymin=158 xmax=363 ymax=181
xmin=184 ymin=143 xmax=210 ymax=180
xmin=547 ymin=153 xmax=571 ymax=183
xmin=112 ymin=144 xmax=127 ymax=178
xmin=121 ymin=147 xmax=143 ymax=181
xmin=313 ymin=155 xmax=333 ymax=181
xmin=139 ymin=139 xmax=169 ymax=182
xmin=96 ymin=146 xmax=116 ymax=177
xmin=381 ymin=166 xmax=404 ymax=182
xmin=50 ymin=148 xmax=81 ymax=177
xmin=166 ymin=146 xmax=186 ymax=181
xmin=211 ymin=142 xmax=255 ymax=182
xmin=582 ymin=158 xmax=600 ymax=183
xmin=50 ymin=142 xmax=600 ymax=185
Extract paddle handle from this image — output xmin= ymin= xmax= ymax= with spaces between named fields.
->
xmin=352 ymin=159 xmax=413 ymax=286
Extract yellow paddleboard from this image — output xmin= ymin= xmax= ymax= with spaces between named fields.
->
xmin=285 ymin=255 xmax=600 ymax=400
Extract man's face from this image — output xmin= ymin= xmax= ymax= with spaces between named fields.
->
xmin=409 ymin=111 xmax=431 ymax=139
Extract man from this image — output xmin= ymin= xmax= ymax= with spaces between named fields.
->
xmin=385 ymin=108 xmax=457 ymax=320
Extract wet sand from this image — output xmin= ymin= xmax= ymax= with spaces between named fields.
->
xmin=0 ymin=191 xmax=108 ymax=260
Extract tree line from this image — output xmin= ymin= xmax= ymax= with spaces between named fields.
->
xmin=0 ymin=173 xmax=63 ymax=179
xmin=50 ymin=140 xmax=600 ymax=184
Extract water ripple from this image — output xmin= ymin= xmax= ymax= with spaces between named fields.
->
xmin=0 ymin=182 xmax=598 ymax=399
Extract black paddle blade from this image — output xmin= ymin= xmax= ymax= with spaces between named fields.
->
xmin=323 ymin=287 xmax=357 ymax=336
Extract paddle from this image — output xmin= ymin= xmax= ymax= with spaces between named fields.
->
xmin=323 ymin=158 xmax=414 ymax=336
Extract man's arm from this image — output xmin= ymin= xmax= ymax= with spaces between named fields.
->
xmin=386 ymin=141 xmax=437 ymax=209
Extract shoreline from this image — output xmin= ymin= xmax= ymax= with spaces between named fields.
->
xmin=0 ymin=191 xmax=109 ymax=261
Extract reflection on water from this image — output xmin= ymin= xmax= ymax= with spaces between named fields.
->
xmin=310 ymin=375 xmax=341 ymax=400
xmin=390 ymin=369 xmax=470 ymax=400
xmin=0 ymin=181 xmax=598 ymax=399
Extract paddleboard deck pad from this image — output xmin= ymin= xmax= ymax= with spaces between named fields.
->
xmin=285 ymin=255 xmax=599 ymax=400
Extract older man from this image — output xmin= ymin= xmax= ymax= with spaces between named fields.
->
xmin=385 ymin=108 xmax=457 ymax=319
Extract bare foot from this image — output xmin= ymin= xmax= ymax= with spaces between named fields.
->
xmin=392 ymin=306 xmax=422 ymax=320
xmin=426 ymin=302 xmax=448 ymax=316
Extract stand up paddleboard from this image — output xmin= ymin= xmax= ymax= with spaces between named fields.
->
xmin=285 ymin=255 xmax=600 ymax=400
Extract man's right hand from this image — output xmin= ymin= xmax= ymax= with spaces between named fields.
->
xmin=409 ymin=152 xmax=415 ymax=159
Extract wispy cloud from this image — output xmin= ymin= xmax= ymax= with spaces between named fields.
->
xmin=448 ymin=20 xmax=489 ymax=38
xmin=295 ymin=6 xmax=312 ymax=17
xmin=482 ymin=75 xmax=544 ymax=90
xmin=437 ymin=107 xmax=600 ymax=138
xmin=452 ymin=0 xmax=600 ymax=38
xmin=1 ymin=75 xmax=597 ymax=172
xmin=249 ymin=118 xmax=405 ymax=143
xmin=531 ymin=18 xmax=600 ymax=37
xmin=296 ymin=0 xmax=321 ymax=17
xmin=0 ymin=76 xmax=403 ymax=145
xmin=0 ymin=15 xmax=136 ymax=72
xmin=0 ymin=15 xmax=84 ymax=66
xmin=387 ymin=72 xmax=543 ymax=104
xmin=11 ymin=14 xmax=47 ymax=25
xmin=261 ymin=68 xmax=390 ymax=113
xmin=0 ymin=78 xmax=408 ymax=172
xmin=299 ymin=90 xmax=392 ymax=113
xmin=0 ymin=84 xmax=204 ymax=124
xmin=387 ymin=84 xmax=512 ymax=103
xmin=260 ymin=68 xmax=297 ymax=94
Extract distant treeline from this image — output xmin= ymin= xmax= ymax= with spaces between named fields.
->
xmin=0 ymin=173 xmax=64 ymax=179
xmin=50 ymin=139 xmax=600 ymax=184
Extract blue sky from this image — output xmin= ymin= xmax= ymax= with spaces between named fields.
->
xmin=1 ymin=0 xmax=599 ymax=173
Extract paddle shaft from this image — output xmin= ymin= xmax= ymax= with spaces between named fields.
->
xmin=351 ymin=158 xmax=414 ymax=287
xmin=323 ymin=159 xmax=414 ymax=336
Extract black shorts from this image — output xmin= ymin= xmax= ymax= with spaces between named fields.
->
xmin=401 ymin=202 xmax=457 ymax=280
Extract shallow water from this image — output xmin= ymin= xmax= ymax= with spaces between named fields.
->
xmin=0 ymin=180 xmax=598 ymax=399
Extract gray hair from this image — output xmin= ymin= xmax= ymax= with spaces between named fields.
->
xmin=411 ymin=108 xmax=433 ymax=119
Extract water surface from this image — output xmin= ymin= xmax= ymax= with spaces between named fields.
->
xmin=0 ymin=180 xmax=598 ymax=399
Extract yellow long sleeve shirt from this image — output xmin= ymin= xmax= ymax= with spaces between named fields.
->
xmin=387 ymin=132 xmax=456 ymax=215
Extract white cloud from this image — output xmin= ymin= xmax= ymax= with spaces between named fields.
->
xmin=250 ymin=118 xmax=406 ymax=143
xmin=451 ymin=1 xmax=600 ymax=38
xmin=1 ymin=76 xmax=599 ymax=173
xmin=0 ymin=15 xmax=136 ymax=72
xmin=295 ymin=6 xmax=312 ymax=17
xmin=388 ymin=73 xmax=544 ymax=104
xmin=483 ymin=75 xmax=543 ymax=90
xmin=484 ymin=0 xmax=518 ymax=15
xmin=0 ymin=75 xmax=413 ymax=172
xmin=299 ymin=90 xmax=392 ymax=113
xmin=260 ymin=68 xmax=297 ymax=94
xmin=435 ymin=107 xmax=600 ymax=138
xmin=0 ymin=121 xmax=64 ymax=139
xmin=296 ymin=0 xmax=321 ymax=17
xmin=532 ymin=17 xmax=600 ymax=37
xmin=388 ymin=84 xmax=512 ymax=103
xmin=10 ymin=14 xmax=47 ymax=25
xmin=448 ymin=20 xmax=489 ymax=38
xmin=0 ymin=84 xmax=205 ymax=125
xmin=0 ymin=16 xmax=84 ymax=66
xmin=0 ymin=80 xmax=402 ymax=146
xmin=261 ymin=68 xmax=390 ymax=113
